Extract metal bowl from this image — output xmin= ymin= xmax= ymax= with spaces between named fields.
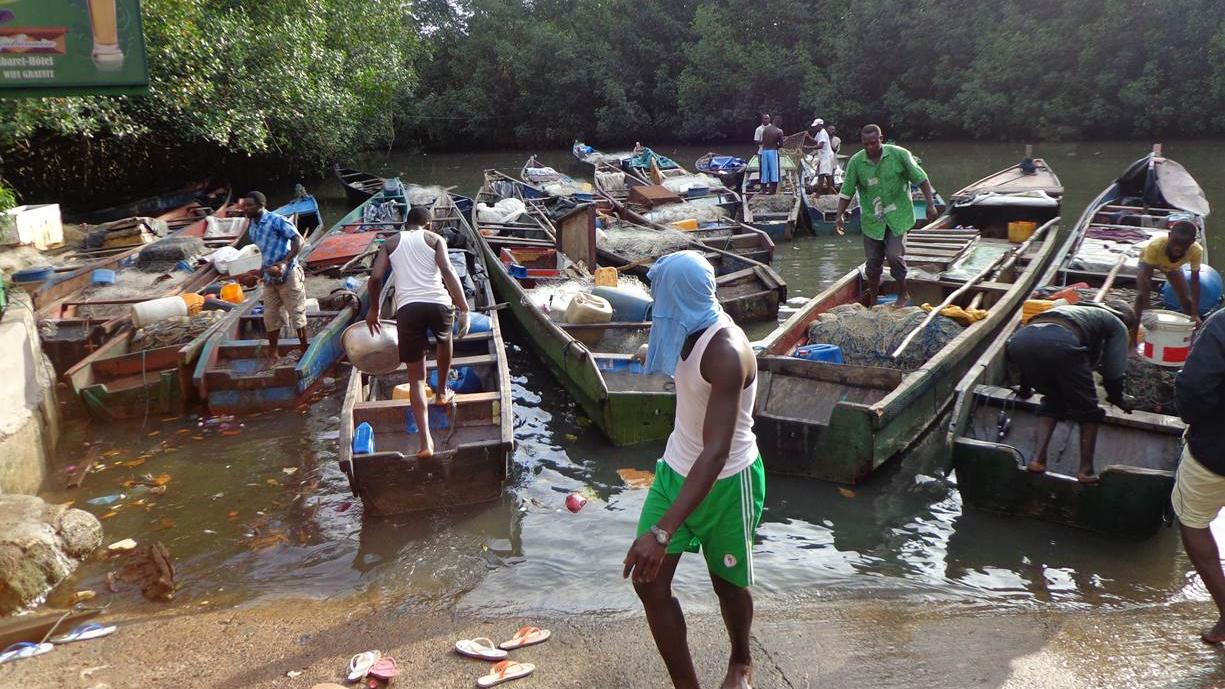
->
xmin=342 ymin=321 xmax=400 ymax=375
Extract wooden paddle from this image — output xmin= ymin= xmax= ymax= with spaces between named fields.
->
xmin=1093 ymin=255 xmax=1128 ymax=303
xmin=891 ymin=251 xmax=1012 ymax=360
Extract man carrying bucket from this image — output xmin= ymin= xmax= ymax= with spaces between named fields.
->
xmin=624 ymin=250 xmax=765 ymax=689
xmin=834 ymin=124 xmax=939 ymax=307
xmin=1170 ymin=307 xmax=1225 ymax=644
xmin=365 ymin=206 xmax=470 ymax=459
xmin=1006 ymin=301 xmax=1138 ymax=484
xmin=1134 ymin=217 xmax=1205 ymax=327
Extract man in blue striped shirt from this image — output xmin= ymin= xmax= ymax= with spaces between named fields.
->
xmin=239 ymin=191 xmax=308 ymax=358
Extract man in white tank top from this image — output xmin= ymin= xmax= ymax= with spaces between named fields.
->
xmin=365 ymin=206 xmax=471 ymax=459
xmin=623 ymin=250 xmax=764 ymax=689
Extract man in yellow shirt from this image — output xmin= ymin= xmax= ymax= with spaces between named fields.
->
xmin=1135 ymin=219 xmax=1204 ymax=326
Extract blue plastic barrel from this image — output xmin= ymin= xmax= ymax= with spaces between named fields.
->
xmin=429 ymin=366 xmax=483 ymax=394
xmin=794 ymin=343 xmax=844 ymax=364
xmin=456 ymin=312 xmax=492 ymax=335
xmin=352 ymin=422 xmax=374 ymax=455
xmin=591 ymin=286 xmax=653 ymax=322
xmin=91 ymin=268 xmax=116 ymax=286
xmin=1162 ymin=264 xmax=1224 ymax=316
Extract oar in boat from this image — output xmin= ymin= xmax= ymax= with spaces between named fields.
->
xmin=1093 ymin=255 xmax=1128 ymax=303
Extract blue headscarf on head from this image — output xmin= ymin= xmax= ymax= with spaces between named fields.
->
xmin=644 ymin=251 xmax=724 ymax=377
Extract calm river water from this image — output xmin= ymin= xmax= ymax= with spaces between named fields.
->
xmin=44 ymin=141 xmax=1224 ymax=619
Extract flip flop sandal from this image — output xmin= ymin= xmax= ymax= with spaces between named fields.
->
xmin=455 ymin=637 xmax=508 ymax=661
xmin=477 ymin=660 xmax=535 ymax=688
xmin=347 ymin=650 xmax=382 ymax=682
xmin=0 ymin=642 xmax=54 ymax=665
xmin=498 ymin=626 xmax=551 ymax=650
xmin=368 ymin=657 xmax=400 ymax=680
xmin=49 ymin=622 xmax=117 ymax=644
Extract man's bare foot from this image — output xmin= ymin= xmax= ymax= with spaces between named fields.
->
xmin=1026 ymin=461 xmax=1047 ymax=474
xmin=416 ymin=439 xmax=435 ymax=460
xmin=434 ymin=387 xmax=455 ymax=406
xmin=720 ymin=662 xmax=752 ymax=689
xmin=893 ymin=293 xmax=911 ymax=308
xmin=1076 ymin=471 xmax=1099 ymax=485
xmin=1201 ymin=618 xmax=1225 ymax=644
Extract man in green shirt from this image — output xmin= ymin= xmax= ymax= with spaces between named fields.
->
xmin=835 ymin=124 xmax=939 ymax=307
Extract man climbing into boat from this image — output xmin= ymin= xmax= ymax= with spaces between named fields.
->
xmin=1134 ymin=217 xmax=1204 ymax=326
xmin=1006 ymin=301 xmax=1138 ymax=484
xmin=238 ymin=191 xmax=309 ymax=360
xmin=623 ymin=250 xmax=765 ymax=689
xmin=365 ymin=206 xmax=471 ymax=459
xmin=759 ymin=116 xmax=784 ymax=195
xmin=834 ymin=124 xmax=939 ymax=307
xmin=1170 ymin=307 xmax=1225 ymax=644
xmin=753 ymin=113 xmax=769 ymax=155
xmin=805 ymin=118 xmax=835 ymax=194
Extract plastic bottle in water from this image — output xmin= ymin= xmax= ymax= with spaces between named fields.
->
xmin=352 ymin=422 xmax=374 ymax=455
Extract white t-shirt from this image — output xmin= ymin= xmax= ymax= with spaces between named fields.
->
xmin=754 ymin=125 xmax=766 ymax=153
xmin=814 ymin=129 xmax=834 ymax=162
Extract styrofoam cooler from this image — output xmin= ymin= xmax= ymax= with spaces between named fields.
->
xmin=2 ymin=204 xmax=63 ymax=250
xmin=225 ymin=245 xmax=263 ymax=275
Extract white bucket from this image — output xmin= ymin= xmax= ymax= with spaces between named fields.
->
xmin=1139 ymin=309 xmax=1194 ymax=367
xmin=131 ymin=296 xmax=188 ymax=328
xmin=225 ymin=245 xmax=263 ymax=275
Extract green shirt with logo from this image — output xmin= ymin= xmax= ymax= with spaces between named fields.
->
xmin=839 ymin=144 xmax=929 ymax=240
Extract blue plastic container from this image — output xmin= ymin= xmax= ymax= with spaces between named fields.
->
xmin=429 ymin=366 xmax=483 ymax=394
xmin=343 ymin=276 xmax=361 ymax=291
xmin=12 ymin=266 xmax=54 ymax=284
xmin=509 ymin=264 xmax=529 ymax=280
xmin=457 ymin=312 xmax=492 ymax=335
xmin=352 ymin=422 xmax=375 ymax=455
xmin=591 ymin=286 xmax=653 ymax=322
xmin=175 ymin=259 xmax=194 ymax=272
xmin=794 ymin=343 xmax=844 ymax=364
xmin=1163 ymin=264 xmax=1224 ymax=316
xmin=91 ymin=268 xmax=116 ymax=286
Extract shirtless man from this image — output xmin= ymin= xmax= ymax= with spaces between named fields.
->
xmin=758 ymin=117 xmax=785 ymax=195
xmin=625 ymin=250 xmax=765 ymax=689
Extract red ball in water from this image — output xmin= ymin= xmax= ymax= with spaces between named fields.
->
xmin=565 ymin=493 xmax=587 ymax=513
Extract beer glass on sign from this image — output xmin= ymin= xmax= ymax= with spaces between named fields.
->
xmin=87 ymin=0 xmax=124 ymax=70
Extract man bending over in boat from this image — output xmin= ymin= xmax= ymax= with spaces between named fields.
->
xmin=1171 ymin=307 xmax=1225 ymax=644
xmin=1134 ymin=217 xmax=1204 ymax=327
xmin=624 ymin=250 xmax=765 ymax=689
xmin=365 ymin=206 xmax=471 ymax=459
xmin=1007 ymin=301 xmax=1138 ymax=484
xmin=238 ymin=191 xmax=309 ymax=360
xmin=834 ymin=124 xmax=939 ymax=307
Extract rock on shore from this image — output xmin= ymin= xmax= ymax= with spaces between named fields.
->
xmin=0 ymin=494 xmax=102 ymax=614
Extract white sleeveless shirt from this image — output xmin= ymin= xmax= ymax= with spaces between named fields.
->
xmin=662 ymin=313 xmax=759 ymax=479
xmin=389 ymin=228 xmax=451 ymax=311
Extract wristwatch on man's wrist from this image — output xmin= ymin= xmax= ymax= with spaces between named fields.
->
xmin=648 ymin=525 xmax=671 ymax=546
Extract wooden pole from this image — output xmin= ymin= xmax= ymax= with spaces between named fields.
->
xmin=1094 ymin=255 xmax=1128 ymax=303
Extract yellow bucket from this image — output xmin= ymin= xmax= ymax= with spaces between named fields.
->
xmin=594 ymin=266 xmax=619 ymax=288
xmin=179 ymin=292 xmax=205 ymax=315
xmin=219 ymin=283 xmax=245 ymax=304
xmin=1008 ymin=220 xmax=1038 ymax=243
xmin=670 ymin=218 xmax=699 ymax=231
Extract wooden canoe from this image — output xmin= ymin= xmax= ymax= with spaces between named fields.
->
xmin=741 ymin=152 xmax=804 ymax=241
xmin=754 ymin=160 xmax=1064 ymax=484
xmin=333 ymin=164 xmax=386 ymax=207
xmin=591 ymin=160 xmax=777 ymax=268
xmin=63 ymin=203 xmax=324 ymax=421
xmin=337 ymin=204 xmax=513 ymax=515
xmin=67 ymin=179 xmax=227 ymax=224
xmin=35 ymin=188 xmax=237 ymax=374
xmin=946 ymin=149 xmax=1208 ymax=538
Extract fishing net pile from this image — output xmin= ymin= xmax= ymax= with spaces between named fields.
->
xmin=598 ymin=227 xmax=692 ymax=261
xmin=542 ymin=180 xmax=588 ymax=197
xmin=132 ymin=310 xmax=226 ymax=351
xmin=596 ymin=171 xmax=627 ymax=193
xmin=595 ymin=327 xmax=650 ymax=354
xmin=806 ymin=194 xmax=841 ymax=212
xmin=661 ymin=174 xmax=723 ymax=194
xmin=75 ymin=272 xmax=191 ymax=320
xmin=304 ymin=275 xmax=365 ymax=300
xmin=137 ymin=236 xmax=206 ymax=271
xmin=1126 ymin=355 xmax=1179 ymax=415
xmin=804 ymin=303 xmax=963 ymax=370
xmin=642 ymin=203 xmax=728 ymax=225
xmin=749 ymin=194 xmax=797 ymax=214
xmin=405 ymin=185 xmax=448 ymax=208
xmin=523 ymin=279 xmax=592 ymax=317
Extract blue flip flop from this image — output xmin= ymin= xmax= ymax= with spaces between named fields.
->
xmin=49 ymin=622 xmax=117 ymax=644
xmin=0 ymin=642 xmax=54 ymax=664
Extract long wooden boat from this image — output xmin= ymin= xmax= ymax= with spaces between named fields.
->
xmin=333 ymin=164 xmax=386 ymax=206
xmin=479 ymin=170 xmax=787 ymax=324
xmin=272 ymin=188 xmax=324 ymax=240
xmin=337 ymin=203 xmax=513 ymax=515
xmin=472 ymin=205 xmax=674 ymax=446
xmin=741 ymin=152 xmax=803 ymax=241
xmin=67 ymin=179 xmax=227 ymax=224
xmin=754 ymin=159 xmax=1063 ymax=484
xmin=591 ymin=160 xmax=777 ymax=266
xmin=63 ymin=204 xmax=324 ymax=421
xmin=35 ymin=190 xmax=237 ymax=374
xmin=572 ymin=140 xmax=635 ymax=168
xmin=947 ymin=148 xmax=1209 ymax=538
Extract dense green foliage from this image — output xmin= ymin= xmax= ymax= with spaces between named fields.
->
xmin=403 ymin=0 xmax=1225 ymax=149
xmin=0 ymin=0 xmax=420 ymax=206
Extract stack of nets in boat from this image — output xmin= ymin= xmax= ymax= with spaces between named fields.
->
xmin=406 ymin=185 xmax=447 ymax=208
xmin=304 ymin=275 xmax=365 ymax=300
xmin=661 ymin=174 xmax=723 ymax=194
xmin=543 ymin=180 xmax=588 ymax=197
xmin=748 ymin=194 xmax=797 ymax=214
xmin=74 ymin=272 xmax=190 ymax=320
xmin=806 ymin=194 xmax=841 ymax=212
xmin=132 ymin=310 xmax=226 ymax=351
xmin=596 ymin=170 xmax=627 ymax=194
xmin=642 ymin=203 xmax=728 ymax=225
xmin=805 ymin=303 xmax=963 ymax=371
xmin=1125 ymin=355 xmax=1179 ymax=415
xmin=598 ymin=226 xmax=692 ymax=262
xmin=137 ymin=236 xmax=206 ymax=271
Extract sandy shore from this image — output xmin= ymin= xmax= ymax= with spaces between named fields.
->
xmin=5 ymin=593 xmax=1225 ymax=688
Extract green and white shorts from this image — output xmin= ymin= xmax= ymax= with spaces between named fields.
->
xmin=635 ymin=456 xmax=766 ymax=588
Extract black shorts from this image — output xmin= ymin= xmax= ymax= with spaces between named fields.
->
xmin=396 ymin=302 xmax=454 ymax=363
xmin=1006 ymin=323 xmax=1105 ymax=423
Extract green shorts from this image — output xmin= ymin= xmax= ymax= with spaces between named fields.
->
xmin=636 ymin=456 xmax=766 ymax=588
